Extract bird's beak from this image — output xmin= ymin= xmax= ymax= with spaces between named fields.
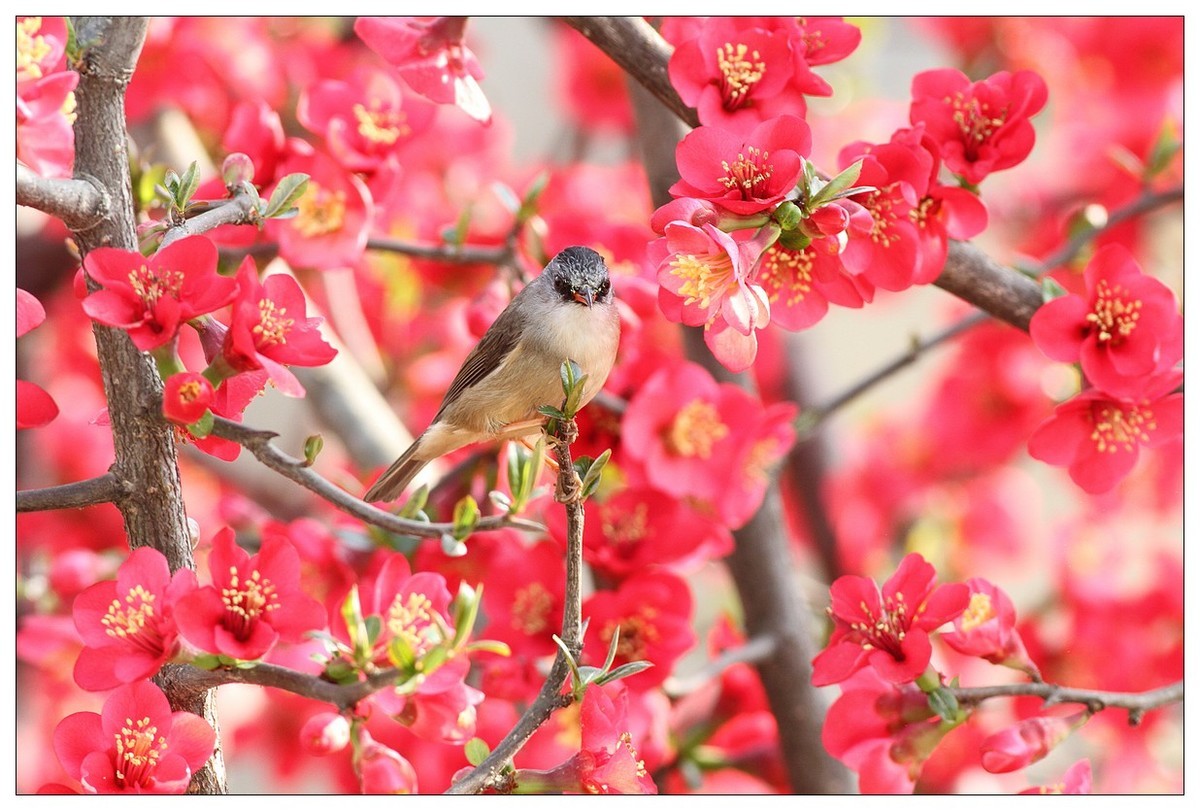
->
xmin=573 ymin=287 xmax=595 ymax=308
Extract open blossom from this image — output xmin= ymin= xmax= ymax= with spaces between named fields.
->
xmin=909 ymin=67 xmax=1048 ymax=184
xmin=583 ymin=571 xmax=696 ymax=691
xmin=941 ymin=577 xmax=1039 ymax=678
xmin=51 ymin=680 xmax=216 ymax=794
xmin=174 ymin=527 xmax=325 ymax=661
xmin=298 ymin=66 xmax=436 ymax=173
xmin=1030 ymin=245 xmax=1183 ymax=399
xmin=980 ymin=711 xmax=1089 ymax=773
xmin=221 ymin=257 xmax=337 ymax=397
xmin=162 ymin=372 xmax=214 ymax=425
xmin=669 ymin=115 xmax=811 ymax=215
xmin=72 ymin=547 xmax=197 ymax=692
xmin=652 ymin=222 xmax=770 ymax=371
xmin=355 ymin=16 xmax=491 ymax=124
xmin=270 ymin=144 xmax=373 ymax=270
xmin=754 ymin=237 xmax=873 ymax=332
xmin=812 ymin=553 xmax=969 ymax=686
xmin=18 ymin=17 xmax=68 ymax=81
xmin=16 ymin=68 xmax=78 ymax=178
xmin=81 ymin=236 xmax=237 ymax=351
xmin=1027 ymin=368 xmax=1182 ymax=494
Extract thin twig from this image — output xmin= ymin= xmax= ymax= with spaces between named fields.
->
xmin=16 ymin=472 xmax=130 ymax=512
xmin=954 ymin=679 xmax=1183 ymax=727
xmin=159 ymin=191 xmax=261 ymax=250
xmin=365 ymin=236 xmax=512 ymax=265
xmin=162 ymin=661 xmax=404 ymax=713
xmin=207 ymin=415 xmax=545 ymax=539
xmin=446 ymin=418 xmax=586 ymax=795
xmin=663 ymin=634 xmax=778 ymax=697
xmin=16 ymin=164 xmax=110 ymax=231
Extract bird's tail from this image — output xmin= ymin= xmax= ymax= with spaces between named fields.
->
xmin=363 ymin=438 xmax=428 ymax=504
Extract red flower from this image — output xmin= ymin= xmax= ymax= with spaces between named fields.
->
xmin=16 ymin=68 xmax=77 ymax=178
xmin=941 ymin=577 xmax=1040 ymax=678
xmin=72 ymin=546 xmax=197 ymax=691
xmin=81 ymin=236 xmax=236 ymax=351
xmin=822 ymin=668 xmax=950 ymax=793
xmin=582 ymin=570 xmax=696 ymax=691
xmin=51 ymin=680 xmax=216 ymax=794
xmin=553 ymin=25 xmax=634 ymax=135
xmin=754 ymin=237 xmax=872 ymax=332
xmin=368 ymin=553 xmax=453 ymax=662
xmin=391 ymin=656 xmax=485 ymax=745
xmin=162 ymin=372 xmax=213 ymax=425
xmin=811 ymin=553 xmax=969 ymax=686
xmin=670 ymin=115 xmax=811 ymax=215
xmin=980 ymin=711 xmax=1088 ymax=774
xmin=354 ymin=728 xmax=419 ymax=794
xmin=652 ymin=222 xmax=770 ymax=371
xmin=355 ymin=16 xmax=491 ymax=125
xmin=667 ymin=19 xmax=799 ymax=135
xmin=175 ymin=527 xmax=325 ymax=661
xmin=1030 ymin=245 xmax=1183 ymax=399
xmin=17 ymin=17 xmax=68 ymax=82
xmin=1027 ymin=369 xmax=1183 ymax=494
xmin=221 ymin=99 xmax=286 ymax=186
xmin=909 ymin=67 xmax=1048 ymax=185
xmin=16 ymin=288 xmax=59 ymax=429
xmin=1020 ymin=758 xmax=1092 ymax=795
xmin=298 ymin=66 xmax=436 ymax=174
xmin=270 ymin=145 xmax=373 ymax=270
xmin=837 ymin=135 xmax=934 ymax=292
xmin=576 ymin=685 xmax=658 ymax=794
xmin=221 ymin=257 xmax=337 ymax=397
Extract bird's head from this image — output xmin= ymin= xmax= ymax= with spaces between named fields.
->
xmin=546 ymin=246 xmax=612 ymax=309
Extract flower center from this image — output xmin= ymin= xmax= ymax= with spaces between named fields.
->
xmin=864 ymin=189 xmax=902 ymax=246
xmin=177 ymin=380 xmax=205 ymax=404
xmin=600 ymin=502 xmax=649 ymax=545
xmin=128 ymin=265 xmax=185 ymax=309
xmin=909 ymin=195 xmax=941 ymax=230
xmin=1089 ymin=402 xmax=1155 ymax=454
xmin=353 ymin=102 xmax=409 ymax=146
xmin=959 ymin=592 xmax=995 ymax=632
xmin=743 ymin=436 xmax=780 ymax=483
xmin=114 ymin=715 xmax=167 ymax=789
xmin=601 ymin=613 xmax=660 ymax=661
xmin=17 ymin=17 xmax=52 ymax=80
xmin=293 ymin=181 xmax=347 ymax=237
xmin=716 ymin=41 xmax=766 ymax=109
xmin=222 ymin=566 xmax=279 ymax=641
xmin=719 ymin=146 xmax=773 ymax=198
xmin=946 ymin=92 xmax=1009 ymax=152
xmin=386 ymin=592 xmax=438 ymax=657
xmin=253 ymin=299 xmax=294 ymax=347
xmin=756 ymin=243 xmax=815 ymax=306
xmin=848 ymin=591 xmax=911 ymax=659
xmin=102 ymin=585 xmax=164 ymax=653
xmin=511 ymin=583 xmax=553 ymax=635
xmin=665 ymin=399 xmax=728 ymax=459
xmin=1085 ymin=280 xmax=1143 ymax=344
xmin=669 ymin=252 xmax=735 ymax=310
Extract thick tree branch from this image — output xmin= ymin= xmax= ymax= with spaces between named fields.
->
xmin=16 ymin=472 xmax=129 ymax=512
xmin=955 ymin=680 xmax=1183 ymax=727
xmin=936 ymin=241 xmax=1043 ymax=330
xmin=68 ymin=15 xmax=226 ymax=793
xmin=207 ymin=415 xmax=542 ymax=539
xmin=16 ymin=164 xmax=110 ymax=231
xmin=447 ymin=418 xmax=586 ymax=795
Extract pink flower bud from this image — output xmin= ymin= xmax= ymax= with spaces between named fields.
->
xmin=355 ymin=730 xmax=419 ymax=794
xmin=222 ymin=152 xmax=256 ymax=187
xmin=300 ymin=712 xmax=351 ymax=756
xmin=980 ymin=712 xmax=1087 ymax=773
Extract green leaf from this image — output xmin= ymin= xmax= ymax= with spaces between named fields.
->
xmin=398 ymin=484 xmax=430 ymax=520
xmin=560 ymin=359 xmax=582 ymax=397
xmin=263 ymin=173 xmax=310 ymax=220
xmin=421 ymin=645 xmax=449 ymax=676
xmin=576 ymin=665 xmax=604 ymax=688
xmin=595 ymin=660 xmax=655 ymax=686
xmin=465 ymin=639 xmax=512 ymax=657
xmin=579 ymin=448 xmax=611 ymax=501
xmin=364 ymin=615 xmax=382 ymax=647
xmin=601 ymin=624 xmax=621 ymax=673
xmin=927 ymin=685 xmax=960 ymax=723
xmin=451 ymin=495 xmax=480 ymax=541
xmin=452 ymin=581 xmax=482 ymax=648
xmin=339 ymin=585 xmax=369 ymax=661
xmin=64 ymin=17 xmax=80 ymax=66
xmin=136 ymin=164 xmax=169 ymax=211
xmin=302 ymin=434 xmax=324 ymax=467
xmin=489 ymin=490 xmax=513 ymax=512
xmin=448 ymin=204 xmax=474 ymax=247
xmin=1040 ymin=276 xmax=1069 ymax=304
xmin=808 ymin=159 xmax=863 ymax=209
xmin=465 ymin=738 xmax=491 ymax=767
xmin=1144 ymin=119 xmax=1181 ymax=181
xmin=175 ymin=161 xmax=201 ymax=210
xmin=516 ymin=171 xmax=550 ymax=224
xmin=551 ymin=634 xmax=584 ymax=693
xmin=387 ymin=635 xmax=417 ymax=671
xmin=537 ymin=405 xmax=565 ymax=419
xmin=491 ymin=181 xmax=521 ymax=215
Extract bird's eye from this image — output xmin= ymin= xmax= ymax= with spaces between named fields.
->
xmin=597 ymin=280 xmax=611 ymax=298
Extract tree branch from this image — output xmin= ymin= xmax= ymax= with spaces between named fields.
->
xmin=954 ymin=679 xmax=1183 ymax=727
xmin=160 ymin=661 xmax=405 ymax=713
xmin=158 ymin=191 xmax=261 ymax=250
xmin=207 ymin=415 xmax=544 ymax=539
xmin=16 ymin=472 xmax=129 ymax=512
xmin=16 ymin=164 xmax=110 ymax=231
xmin=365 ymin=236 xmax=513 ymax=266
xmin=446 ymin=418 xmax=587 ymax=795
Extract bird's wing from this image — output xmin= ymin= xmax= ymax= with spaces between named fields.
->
xmin=430 ymin=300 xmax=527 ymax=424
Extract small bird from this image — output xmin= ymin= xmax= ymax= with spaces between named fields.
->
xmin=364 ymin=246 xmax=621 ymax=503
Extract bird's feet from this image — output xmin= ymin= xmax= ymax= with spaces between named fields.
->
xmin=555 ymin=465 xmax=583 ymax=504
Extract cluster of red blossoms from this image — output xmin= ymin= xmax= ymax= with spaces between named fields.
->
xmin=650 ymin=17 xmax=1046 ymax=371
xmin=812 ymin=553 xmax=1091 ymax=793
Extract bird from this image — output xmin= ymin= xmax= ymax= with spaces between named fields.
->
xmin=364 ymin=246 xmax=621 ymax=503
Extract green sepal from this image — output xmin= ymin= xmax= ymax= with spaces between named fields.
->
xmin=1040 ymin=276 xmax=1069 ymax=303
xmin=186 ymin=409 xmax=215 ymax=439
xmin=189 ymin=653 xmax=223 ymax=671
xmin=927 ymin=684 xmax=961 ymax=723
xmin=451 ymin=581 xmax=482 ymax=648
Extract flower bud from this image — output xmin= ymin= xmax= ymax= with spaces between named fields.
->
xmin=354 ymin=730 xmax=419 ymax=794
xmin=980 ymin=711 xmax=1088 ymax=773
xmin=222 ymin=152 xmax=255 ymax=188
xmin=162 ymin=372 xmax=214 ymax=425
xmin=300 ymin=712 xmax=351 ymax=756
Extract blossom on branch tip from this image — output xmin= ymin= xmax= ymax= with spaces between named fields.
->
xmin=980 ymin=711 xmax=1089 ymax=774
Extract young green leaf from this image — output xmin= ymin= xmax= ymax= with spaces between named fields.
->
xmin=464 ymin=738 xmax=491 ymax=767
xmin=808 ymin=159 xmax=863 ymax=209
xmin=263 ymin=173 xmax=310 ymax=220
xmin=595 ymin=660 xmax=655 ymax=686
xmin=451 ymin=495 xmax=480 ymax=541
